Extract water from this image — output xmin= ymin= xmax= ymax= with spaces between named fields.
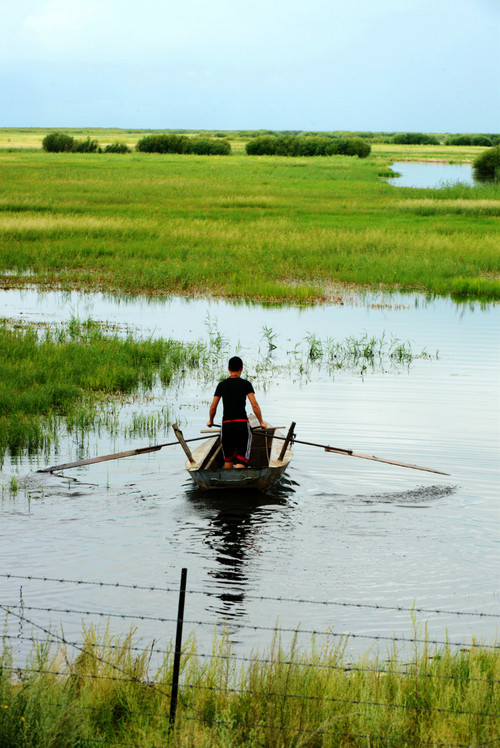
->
xmin=386 ymin=161 xmax=476 ymax=188
xmin=1 ymin=288 xmax=499 ymax=665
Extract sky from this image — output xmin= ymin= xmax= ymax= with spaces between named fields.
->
xmin=1 ymin=0 xmax=499 ymax=132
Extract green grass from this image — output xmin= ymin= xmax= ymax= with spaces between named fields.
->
xmin=1 ymin=624 xmax=498 ymax=746
xmin=0 ymin=148 xmax=498 ymax=302
xmin=0 ymin=319 xmax=203 ymax=461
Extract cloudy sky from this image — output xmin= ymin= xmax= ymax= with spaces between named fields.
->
xmin=1 ymin=0 xmax=499 ymax=132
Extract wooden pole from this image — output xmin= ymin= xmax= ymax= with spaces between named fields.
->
xmin=37 ymin=434 xmax=213 ymax=473
xmin=172 ymin=423 xmax=195 ymax=464
xmin=271 ymin=434 xmax=449 ymax=476
xmin=278 ymin=422 xmax=296 ymax=462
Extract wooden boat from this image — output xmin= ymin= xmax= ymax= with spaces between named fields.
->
xmin=176 ymin=416 xmax=294 ymax=491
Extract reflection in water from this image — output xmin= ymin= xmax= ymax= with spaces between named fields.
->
xmin=186 ymin=479 xmax=296 ymax=620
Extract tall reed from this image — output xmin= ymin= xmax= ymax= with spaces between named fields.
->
xmin=1 ymin=623 xmax=498 ymax=746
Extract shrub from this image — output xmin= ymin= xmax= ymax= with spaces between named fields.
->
xmin=473 ymin=145 xmax=500 ymax=181
xmin=136 ymin=134 xmax=189 ymax=153
xmin=42 ymin=132 xmax=75 ymax=152
xmin=333 ymin=137 xmax=371 ymax=158
xmin=392 ymin=132 xmax=440 ymax=145
xmin=445 ymin=134 xmax=493 ymax=147
xmin=274 ymin=136 xmax=300 ymax=156
xmin=246 ymin=135 xmax=371 ymax=158
xmin=188 ymin=137 xmax=231 ymax=155
xmin=245 ymin=136 xmax=278 ymax=155
xmin=324 ymin=138 xmax=371 ymax=158
xmin=72 ymin=137 xmax=100 ymax=153
xmin=104 ymin=142 xmax=130 ymax=154
xmin=136 ymin=134 xmax=230 ymax=155
xmin=297 ymin=136 xmax=333 ymax=156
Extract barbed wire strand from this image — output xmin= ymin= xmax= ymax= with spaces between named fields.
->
xmin=183 ymin=715 xmax=497 ymax=747
xmin=0 ymin=604 xmax=207 ymax=725
xmin=2 ymin=572 xmax=498 ymax=618
xmin=2 ymin=665 xmax=161 ymax=687
xmin=3 ymin=602 xmax=498 ymax=649
xmin=2 ymin=664 xmax=497 ymax=720
xmin=0 ymin=604 xmax=167 ymax=697
xmin=178 ymin=681 xmax=499 ymax=719
xmin=189 ymin=648 xmax=500 ymax=684
xmin=5 ymin=632 xmax=498 ymax=684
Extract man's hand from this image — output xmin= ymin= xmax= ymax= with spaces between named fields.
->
xmin=260 ymin=421 xmax=268 ymax=430
xmin=208 ymin=395 xmax=220 ymax=429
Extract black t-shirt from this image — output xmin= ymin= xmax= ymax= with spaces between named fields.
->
xmin=214 ymin=377 xmax=254 ymax=421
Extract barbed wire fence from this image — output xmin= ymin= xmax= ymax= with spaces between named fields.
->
xmin=1 ymin=570 xmax=499 ymax=747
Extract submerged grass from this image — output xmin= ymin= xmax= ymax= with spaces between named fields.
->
xmin=0 ymin=319 xmax=203 ymax=462
xmin=0 ymin=315 xmax=437 ymax=463
xmin=0 ymin=623 xmax=498 ymax=746
xmin=0 ymin=150 xmax=498 ymax=302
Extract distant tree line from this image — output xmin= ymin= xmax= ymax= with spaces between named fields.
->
xmin=391 ymin=133 xmax=440 ymax=145
xmin=245 ymin=135 xmax=371 ymax=158
xmin=390 ymin=132 xmax=499 ymax=146
xmin=135 ymin=134 xmax=231 ymax=155
xmin=239 ymin=130 xmax=500 ymax=146
xmin=42 ymin=132 xmax=130 ymax=153
xmin=41 ymin=130 xmax=500 ymax=159
xmin=445 ymin=134 xmax=499 ymax=147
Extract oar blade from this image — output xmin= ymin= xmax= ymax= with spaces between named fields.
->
xmin=324 ymin=447 xmax=450 ymax=475
xmin=37 ymin=445 xmax=163 ymax=473
xmin=37 ymin=433 xmax=216 ymax=474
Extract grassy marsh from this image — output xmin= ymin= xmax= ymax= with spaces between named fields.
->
xmin=1 ymin=316 xmax=436 ymax=463
xmin=0 ymin=146 xmax=498 ymax=302
xmin=1 ymin=624 xmax=498 ymax=747
xmin=0 ymin=319 xmax=202 ymax=462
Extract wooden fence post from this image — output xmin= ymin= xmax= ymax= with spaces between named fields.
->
xmin=169 ymin=567 xmax=187 ymax=727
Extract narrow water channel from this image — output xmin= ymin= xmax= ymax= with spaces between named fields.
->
xmin=1 ymin=288 xmax=499 ymax=662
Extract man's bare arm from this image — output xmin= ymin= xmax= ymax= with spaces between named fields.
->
xmin=248 ymin=393 xmax=267 ymax=429
xmin=207 ymin=396 xmax=220 ymax=427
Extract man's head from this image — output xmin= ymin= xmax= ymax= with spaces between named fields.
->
xmin=228 ymin=356 xmax=243 ymax=373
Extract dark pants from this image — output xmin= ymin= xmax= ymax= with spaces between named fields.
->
xmin=221 ymin=420 xmax=252 ymax=465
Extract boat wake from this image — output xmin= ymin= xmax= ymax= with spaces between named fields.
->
xmin=356 ymin=484 xmax=457 ymax=505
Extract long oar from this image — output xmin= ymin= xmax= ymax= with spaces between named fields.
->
xmin=257 ymin=431 xmax=449 ymax=476
xmin=37 ymin=434 xmax=215 ymax=474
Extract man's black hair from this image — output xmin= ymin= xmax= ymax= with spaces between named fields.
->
xmin=228 ymin=356 xmax=243 ymax=372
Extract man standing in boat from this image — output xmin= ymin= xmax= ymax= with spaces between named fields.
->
xmin=207 ymin=356 xmax=267 ymax=469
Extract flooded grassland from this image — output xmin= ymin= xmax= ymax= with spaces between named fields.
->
xmin=0 ymin=148 xmax=499 ymax=303
xmin=1 ymin=288 xmax=498 ymax=665
xmin=0 ymin=144 xmax=499 ymax=669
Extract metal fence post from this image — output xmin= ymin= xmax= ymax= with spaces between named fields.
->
xmin=169 ymin=567 xmax=187 ymax=727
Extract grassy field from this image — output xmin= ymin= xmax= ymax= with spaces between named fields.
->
xmin=1 ymin=625 xmax=498 ymax=747
xmin=0 ymin=136 xmax=498 ymax=303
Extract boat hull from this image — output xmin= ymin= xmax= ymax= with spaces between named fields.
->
xmin=185 ymin=420 xmax=292 ymax=491
xmin=188 ymin=464 xmax=288 ymax=490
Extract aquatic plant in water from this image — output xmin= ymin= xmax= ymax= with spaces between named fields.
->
xmin=299 ymin=331 xmax=434 ymax=374
xmin=0 ymin=319 xmax=204 ymax=463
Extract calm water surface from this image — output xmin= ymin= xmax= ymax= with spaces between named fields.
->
xmin=386 ymin=161 xmax=476 ymax=188
xmin=1 ymin=289 xmax=499 ymax=663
